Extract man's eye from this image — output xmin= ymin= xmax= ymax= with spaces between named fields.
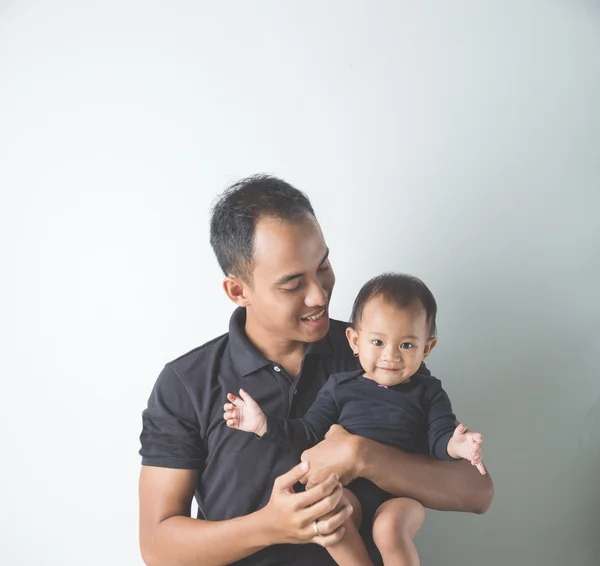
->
xmin=318 ymin=262 xmax=330 ymax=272
xmin=371 ymin=339 xmax=384 ymax=347
xmin=283 ymin=282 xmax=302 ymax=293
xmin=400 ymin=343 xmax=413 ymax=349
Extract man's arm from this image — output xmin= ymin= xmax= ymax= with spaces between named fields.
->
xmin=139 ymin=466 xmax=268 ymax=566
xmin=139 ymin=462 xmax=352 ymax=566
xmin=301 ymin=425 xmax=494 ymax=514
xmin=357 ymin=433 xmax=493 ymax=513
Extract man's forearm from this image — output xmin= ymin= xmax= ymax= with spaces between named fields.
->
xmin=356 ymin=437 xmax=494 ymax=514
xmin=141 ymin=510 xmax=271 ymax=566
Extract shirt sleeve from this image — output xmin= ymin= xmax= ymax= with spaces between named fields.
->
xmin=139 ymin=364 xmax=205 ymax=469
xmin=263 ymin=377 xmax=341 ymax=450
xmin=425 ymin=379 xmax=460 ymax=461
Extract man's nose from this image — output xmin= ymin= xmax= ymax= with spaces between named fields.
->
xmin=305 ymin=279 xmax=328 ymax=307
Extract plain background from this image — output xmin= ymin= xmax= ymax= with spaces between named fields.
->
xmin=1 ymin=1 xmax=599 ymax=565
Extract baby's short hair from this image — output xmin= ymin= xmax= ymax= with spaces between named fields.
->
xmin=350 ymin=273 xmax=438 ymax=339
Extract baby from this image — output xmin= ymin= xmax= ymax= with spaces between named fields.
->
xmin=223 ymin=273 xmax=485 ymax=566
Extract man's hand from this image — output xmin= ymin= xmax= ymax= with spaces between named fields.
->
xmin=259 ymin=461 xmax=353 ymax=547
xmin=300 ymin=425 xmax=361 ymax=488
xmin=447 ymin=423 xmax=487 ymax=475
xmin=223 ymin=389 xmax=267 ymax=436
xmin=139 ymin=461 xmax=355 ymax=566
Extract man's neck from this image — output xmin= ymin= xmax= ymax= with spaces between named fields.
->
xmin=244 ymin=317 xmax=307 ymax=375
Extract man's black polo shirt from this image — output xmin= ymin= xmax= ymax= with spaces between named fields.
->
xmin=140 ymin=307 xmax=360 ymax=566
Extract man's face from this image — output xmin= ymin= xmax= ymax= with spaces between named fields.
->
xmin=243 ymin=215 xmax=335 ymax=344
xmin=346 ymin=296 xmax=436 ymax=386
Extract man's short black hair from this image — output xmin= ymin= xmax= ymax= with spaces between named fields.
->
xmin=210 ymin=174 xmax=316 ymax=281
xmin=350 ymin=273 xmax=438 ymax=338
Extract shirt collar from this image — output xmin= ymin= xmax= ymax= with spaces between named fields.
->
xmin=228 ymin=307 xmax=333 ymax=377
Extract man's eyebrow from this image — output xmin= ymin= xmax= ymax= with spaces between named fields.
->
xmin=319 ymin=248 xmax=330 ymax=266
xmin=275 ymin=249 xmax=329 ymax=285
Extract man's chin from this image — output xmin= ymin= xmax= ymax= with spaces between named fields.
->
xmin=298 ymin=313 xmax=330 ymax=342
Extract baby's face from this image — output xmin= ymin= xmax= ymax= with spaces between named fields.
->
xmin=346 ymin=296 xmax=436 ymax=387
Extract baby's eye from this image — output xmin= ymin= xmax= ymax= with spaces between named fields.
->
xmin=400 ymin=343 xmax=413 ymax=349
xmin=371 ymin=339 xmax=384 ymax=347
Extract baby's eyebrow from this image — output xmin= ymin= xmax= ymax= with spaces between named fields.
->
xmin=367 ymin=333 xmax=420 ymax=340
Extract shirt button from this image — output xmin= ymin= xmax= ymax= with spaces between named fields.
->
xmin=273 ymin=366 xmax=281 ymax=372
xmin=293 ymin=390 xmax=298 ymax=395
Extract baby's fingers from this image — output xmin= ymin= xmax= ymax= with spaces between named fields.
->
xmin=475 ymin=461 xmax=487 ymax=475
xmin=471 ymin=442 xmax=483 ymax=460
xmin=469 ymin=443 xmax=486 ymax=475
xmin=223 ymin=408 xmax=239 ymax=425
xmin=471 ymin=432 xmax=484 ymax=444
xmin=227 ymin=392 xmax=245 ymax=407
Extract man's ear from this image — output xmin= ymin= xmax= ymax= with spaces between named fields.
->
xmin=222 ymin=276 xmax=251 ymax=307
xmin=423 ymin=337 xmax=438 ymax=360
xmin=345 ymin=327 xmax=360 ymax=356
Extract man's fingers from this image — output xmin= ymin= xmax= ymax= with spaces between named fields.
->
xmin=309 ymin=500 xmax=353 ymax=535
xmin=475 ymin=461 xmax=487 ymax=475
xmin=313 ymin=526 xmax=346 ymax=548
xmin=300 ymin=483 xmax=345 ymax=521
xmin=274 ymin=461 xmax=310 ymax=492
xmin=295 ymin=474 xmax=340 ymax=508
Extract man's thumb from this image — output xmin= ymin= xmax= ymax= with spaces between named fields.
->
xmin=275 ymin=461 xmax=310 ymax=490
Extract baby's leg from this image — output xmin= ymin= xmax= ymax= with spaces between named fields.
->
xmin=372 ymin=497 xmax=425 ymax=566
xmin=324 ymin=488 xmax=373 ymax=566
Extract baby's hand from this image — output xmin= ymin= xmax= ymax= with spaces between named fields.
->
xmin=447 ymin=423 xmax=486 ymax=475
xmin=223 ymin=389 xmax=267 ymax=437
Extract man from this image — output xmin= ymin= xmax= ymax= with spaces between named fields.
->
xmin=139 ymin=175 xmax=493 ymax=566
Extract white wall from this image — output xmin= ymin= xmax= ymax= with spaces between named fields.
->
xmin=1 ymin=1 xmax=599 ymax=564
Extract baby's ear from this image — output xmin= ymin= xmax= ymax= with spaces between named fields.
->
xmin=345 ymin=326 xmax=359 ymax=356
xmin=423 ymin=337 xmax=438 ymax=359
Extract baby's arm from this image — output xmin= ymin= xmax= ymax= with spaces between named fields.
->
xmin=223 ymin=389 xmax=267 ymax=436
xmin=427 ymin=380 xmax=487 ymax=475
xmin=223 ymin=378 xmax=342 ymax=449
xmin=446 ymin=424 xmax=486 ymax=475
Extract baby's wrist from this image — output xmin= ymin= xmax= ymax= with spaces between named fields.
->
xmin=446 ymin=438 xmax=460 ymax=460
xmin=256 ymin=416 xmax=267 ymax=437
xmin=258 ymin=423 xmax=266 ymax=436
